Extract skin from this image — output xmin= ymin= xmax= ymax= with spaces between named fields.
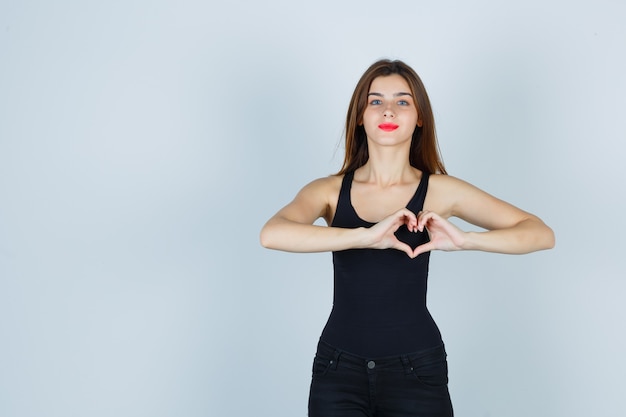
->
xmin=260 ymin=74 xmax=555 ymax=258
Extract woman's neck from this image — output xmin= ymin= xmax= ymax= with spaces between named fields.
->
xmin=358 ymin=145 xmax=416 ymax=186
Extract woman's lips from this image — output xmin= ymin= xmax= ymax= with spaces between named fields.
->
xmin=378 ymin=123 xmax=399 ymax=131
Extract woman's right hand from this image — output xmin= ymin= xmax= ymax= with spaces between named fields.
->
xmin=364 ymin=209 xmax=418 ymax=258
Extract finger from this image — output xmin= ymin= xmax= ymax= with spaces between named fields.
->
xmin=404 ymin=215 xmax=418 ymax=233
xmin=417 ymin=211 xmax=436 ymax=232
xmin=399 ymin=208 xmax=417 ymax=222
xmin=399 ymin=209 xmax=418 ymax=232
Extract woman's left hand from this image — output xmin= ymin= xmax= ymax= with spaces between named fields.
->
xmin=413 ymin=210 xmax=466 ymax=257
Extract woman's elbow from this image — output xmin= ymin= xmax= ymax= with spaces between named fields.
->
xmin=532 ymin=223 xmax=555 ymax=251
xmin=259 ymin=224 xmax=275 ymax=249
xmin=542 ymin=226 xmax=556 ymax=250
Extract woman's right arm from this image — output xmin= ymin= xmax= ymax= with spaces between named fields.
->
xmin=260 ymin=177 xmax=419 ymax=256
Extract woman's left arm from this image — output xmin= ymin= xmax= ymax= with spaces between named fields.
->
xmin=415 ymin=175 xmax=555 ymax=256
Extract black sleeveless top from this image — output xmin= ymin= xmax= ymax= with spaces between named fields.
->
xmin=319 ymin=171 xmax=443 ymax=357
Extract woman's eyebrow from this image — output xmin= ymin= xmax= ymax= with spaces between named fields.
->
xmin=367 ymin=92 xmax=413 ymax=97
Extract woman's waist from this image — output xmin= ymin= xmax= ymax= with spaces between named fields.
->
xmin=319 ymin=318 xmax=443 ymax=358
xmin=328 ymin=300 xmax=430 ymax=326
xmin=315 ymin=338 xmax=446 ymax=367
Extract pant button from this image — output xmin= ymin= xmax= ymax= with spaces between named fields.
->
xmin=367 ymin=360 xmax=376 ymax=369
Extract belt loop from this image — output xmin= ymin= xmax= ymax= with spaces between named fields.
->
xmin=400 ymin=355 xmax=413 ymax=375
xmin=330 ymin=349 xmax=342 ymax=370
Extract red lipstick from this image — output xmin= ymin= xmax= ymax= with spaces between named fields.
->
xmin=378 ymin=123 xmax=399 ymax=132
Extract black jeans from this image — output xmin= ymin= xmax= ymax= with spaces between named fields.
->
xmin=308 ymin=340 xmax=453 ymax=417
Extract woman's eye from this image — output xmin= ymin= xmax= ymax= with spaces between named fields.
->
xmin=370 ymin=99 xmax=382 ymax=105
xmin=398 ymin=100 xmax=409 ymax=106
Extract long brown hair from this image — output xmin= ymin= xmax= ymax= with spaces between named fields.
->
xmin=337 ymin=59 xmax=447 ymax=175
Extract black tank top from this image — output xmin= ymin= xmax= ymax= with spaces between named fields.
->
xmin=319 ymin=170 xmax=443 ymax=357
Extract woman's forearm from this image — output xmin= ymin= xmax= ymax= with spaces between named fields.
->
xmin=260 ymin=216 xmax=367 ymax=253
xmin=462 ymin=218 xmax=555 ymax=254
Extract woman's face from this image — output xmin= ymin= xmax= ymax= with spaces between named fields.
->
xmin=361 ymin=74 xmax=420 ymax=147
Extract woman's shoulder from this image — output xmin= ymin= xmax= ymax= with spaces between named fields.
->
xmin=299 ymin=174 xmax=344 ymax=198
xmin=428 ymin=173 xmax=468 ymax=189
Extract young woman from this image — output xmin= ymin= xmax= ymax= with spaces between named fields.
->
xmin=260 ymin=59 xmax=555 ymax=417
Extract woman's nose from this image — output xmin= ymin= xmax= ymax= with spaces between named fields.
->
xmin=383 ymin=106 xmax=395 ymax=118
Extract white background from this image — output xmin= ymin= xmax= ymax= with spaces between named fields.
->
xmin=1 ymin=1 xmax=625 ymax=416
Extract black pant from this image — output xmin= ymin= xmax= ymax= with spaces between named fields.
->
xmin=308 ymin=340 xmax=453 ymax=417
